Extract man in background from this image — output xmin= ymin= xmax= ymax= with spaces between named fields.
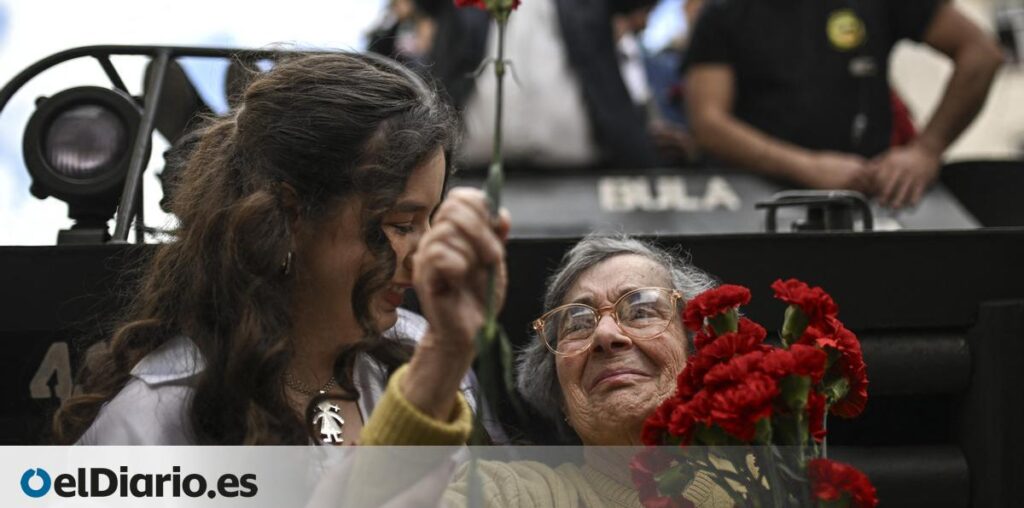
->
xmin=685 ymin=0 xmax=1003 ymax=208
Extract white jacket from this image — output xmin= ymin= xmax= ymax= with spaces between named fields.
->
xmin=78 ymin=309 xmax=505 ymax=445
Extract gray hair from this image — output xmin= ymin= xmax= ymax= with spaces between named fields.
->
xmin=515 ymin=234 xmax=716 ymax=440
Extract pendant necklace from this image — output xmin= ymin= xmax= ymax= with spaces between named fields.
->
xmin=284 ymin=372 xmax=346 ymax=445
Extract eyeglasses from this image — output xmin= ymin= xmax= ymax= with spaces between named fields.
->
xmin=532 ymin=287 xmax=682 ymax=357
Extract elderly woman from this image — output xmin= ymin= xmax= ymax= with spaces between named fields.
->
xmin=351 ymin=235 xmax=732 ymax=507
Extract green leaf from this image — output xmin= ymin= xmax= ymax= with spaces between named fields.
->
xmin=655 ymin=465 xmax=691 ymax=496
xmin=661 ymin=434 xmax=683 ymax=447
xmin=694 ymin=424 xmax=742 ymax=446
xmin=771 ymin=413 xmax=808 ymax=447
xmin=780 ymin=375 xmax=811 ymax=411
xmin=821 ymin=377 xmax=850 ymax=405
xmin=780 ymin=305 xmax=809 ymax=347
xmin=708 ymin=308 xmax=739 ymax=335
xmin=754 ymin=417 xmax=773 ymax=445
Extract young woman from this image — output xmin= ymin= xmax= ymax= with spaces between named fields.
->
xmin=53 ymin=52 xmax=508 ymax=445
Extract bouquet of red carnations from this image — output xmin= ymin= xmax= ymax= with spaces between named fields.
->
xmin=632 ymin=280 xmax=876 ymax=508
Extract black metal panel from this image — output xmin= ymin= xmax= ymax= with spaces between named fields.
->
xmin=858 ymin=332 xmax=970 ymax=396
xmin=830 ymin=446 xmax=969 ymax=508
xmin=941 ymin=160 xmax=1024 ymax=227
xmin=0 ymin=244 xmax=146 ymax=334
xmin=956 ymin=301 xmax=1024 ymax=508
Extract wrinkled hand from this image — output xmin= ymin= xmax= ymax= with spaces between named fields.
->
xmin=868 ymin=142 xmax=941 ymax=209
xmin=404 ymin=188 xmax=510 ymax=420
xmin=414 ymin=187 xmax=509 ymax=354
xmin=799 ymin=151 xmax=874 ymax=192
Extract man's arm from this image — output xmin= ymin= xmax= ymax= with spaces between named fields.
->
xmin=686 ymin=64 xmax=873 ymax=191
xmin=872 ymin=2 xmax=1004 ymax=208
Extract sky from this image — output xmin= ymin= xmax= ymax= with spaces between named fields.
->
xmin=0 ymin=0 xmax=685 ymax=245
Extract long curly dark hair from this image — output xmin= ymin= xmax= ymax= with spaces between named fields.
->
xmin=52 ymin=52 xmax=458 ymax=444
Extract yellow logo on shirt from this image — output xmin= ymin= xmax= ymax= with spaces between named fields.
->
xmin=827 ymin=9 xmax=866 ymax=51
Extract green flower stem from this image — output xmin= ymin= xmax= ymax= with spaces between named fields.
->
xmin=490 ymin=13 xmax=507 ymax=182
xmin=479 ymin=13 xmax=508 ymax=351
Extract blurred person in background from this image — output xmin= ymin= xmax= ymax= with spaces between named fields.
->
xmin=420 ymin=0 xmax=662 ymax=171
xmin=367 ymin=0 xmax=438 ymax=69
xmin=614 ymin=0 xmax=701 ymax=166
xmin=644 ymin=1 xmax=700 ymax=128
xmin=684 ymin=0 xmax=1003 ymax=209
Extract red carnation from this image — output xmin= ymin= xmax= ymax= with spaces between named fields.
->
xmin=699 ymin=322 xmax=766 ymax=361
xmin=674 ymin=356 xmax=710 ymax=401
xmin=641 ymin=398 xmax=675 ymax=445
xmin=676 ymin=330 xmax=769 ymax=401
xmin=666 ymin=391 xmax=711 ymax=444
xmin=831 ymin=324 xmax=868 ymax=418
xmin=707 ymin=372 xmax=778 ymax=441
xmin=772 ymin=279 xmax=839 ymax=325
xmin=631 ymin=451 xmax=696 ymax=508
xmin=703 ymin=350 xmax=764 ymax=388
xmin=799 ymin=323 xmax=839 ymax=350
xmin=637 ymin=280 xmax=874 ymax=505
xmin=630 ymin=449 xmax=666 ymax=497
xmin=682 ymin=284 xmax=751 ymax=333
xmin=808 ymin=459 xmax=878 ymax=508
xmin=787 ymin=343 xmax=828 ymax=383
xmin=630 ymin=450 xmax=696 ymax=508
xmin=692 ymin=317 xmax=765 ymax=353
xmin=693 ymin=330 xmax=713 ymax=351
xmin=804 ymin=319 xmax=868 ymax=418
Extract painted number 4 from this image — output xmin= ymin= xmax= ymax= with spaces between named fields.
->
xmin=29 ymin=342 xmax=73 ymax=402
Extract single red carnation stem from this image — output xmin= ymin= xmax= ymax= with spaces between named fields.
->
xmin=490 ymin=13 xmax=507 ymax=175
xmin=473 ymin=0 xmax=511 ymax=447
xmin=478 ymin=13 xmax=507 ymax=349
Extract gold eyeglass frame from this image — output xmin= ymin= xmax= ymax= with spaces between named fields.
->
xmin=532 ymin=287 xmax=683 ymax=357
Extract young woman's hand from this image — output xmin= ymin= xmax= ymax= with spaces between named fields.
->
xmin=403 ymin=187 xmax=510 ymax=420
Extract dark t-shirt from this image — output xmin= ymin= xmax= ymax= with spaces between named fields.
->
xmin=685 ymin=0 xmax=943 ymax=157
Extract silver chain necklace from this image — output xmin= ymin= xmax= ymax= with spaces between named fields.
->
xmin=283 ymin=371 xmax=338 ymax=396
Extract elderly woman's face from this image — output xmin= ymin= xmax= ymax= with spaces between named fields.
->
xmin=555 ymin=254 xmax=687 ymax=445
